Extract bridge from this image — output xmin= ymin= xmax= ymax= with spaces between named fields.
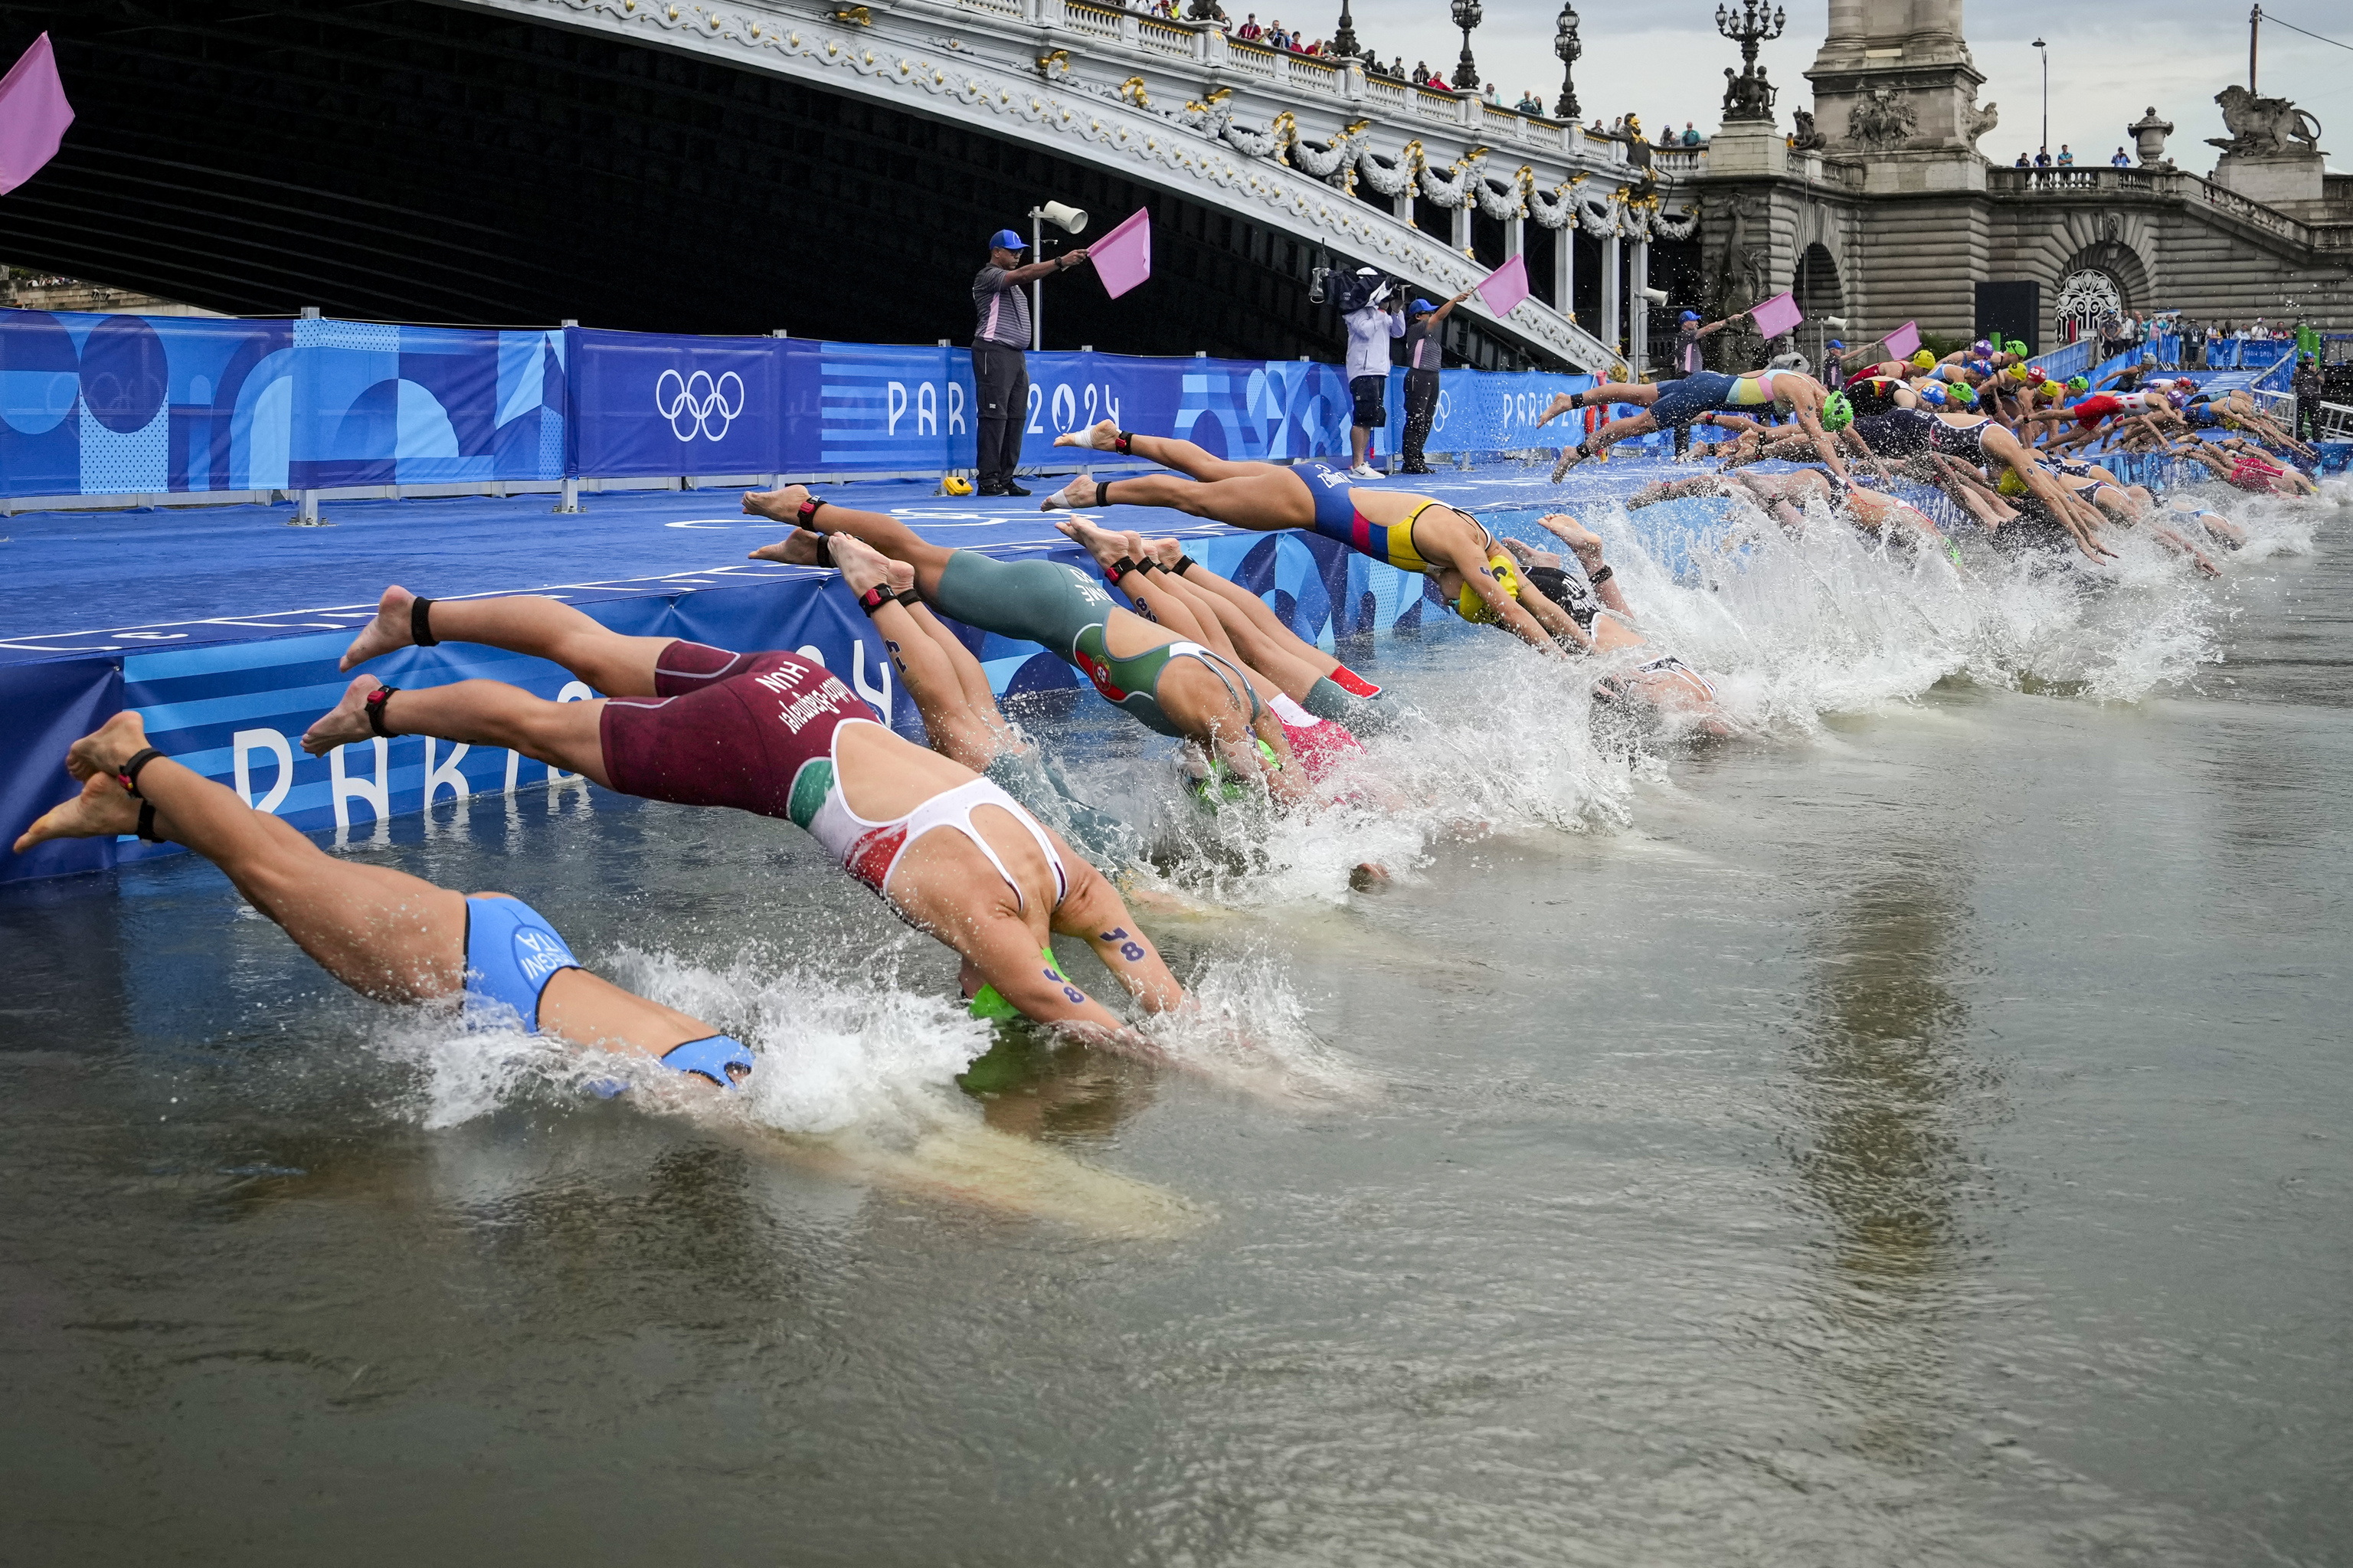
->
xmin=0 ymin=0 xmax=1705 ymax=372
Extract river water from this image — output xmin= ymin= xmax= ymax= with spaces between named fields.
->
xmin=3 ymin=476 xmax=2348 ymax=1565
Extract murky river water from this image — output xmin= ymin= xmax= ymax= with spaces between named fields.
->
xmin=4 ymin=483 xmax=2348 ymax=1565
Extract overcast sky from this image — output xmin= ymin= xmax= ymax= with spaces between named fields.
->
xmin=1316 ymin=0 xmax=2347 ymax=174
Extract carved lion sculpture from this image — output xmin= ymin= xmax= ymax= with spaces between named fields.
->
xmin=2207 ymin=85 xmax=2322 ymax=155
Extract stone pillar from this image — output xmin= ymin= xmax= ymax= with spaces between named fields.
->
xmin=1601 ymin=234 xmax=1622 ymax=355
xmin=1504 ymin=214 xmax=1525 ymax=260
xmin=1555 ymin=222 xmax=1575 ymax=324
xmin=1628 ymin=241 xmax=1650 ymax=372
xmin=1451 ymin=203 xmax=1473 ymax=255
xmin=1395 ymin=191 xmax=1415 ymax=225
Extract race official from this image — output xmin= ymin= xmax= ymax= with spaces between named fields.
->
xmin=971 ymin=228 xmax=1091 ymax=497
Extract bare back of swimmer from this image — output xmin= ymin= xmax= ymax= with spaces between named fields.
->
xmin=308 ymin=588 xmax=1189 ymax=1043
xmin=1039 ymin=420 xmax=1585 ymax=656
xmin=15 ymin=713 xmax=757 ymax=1091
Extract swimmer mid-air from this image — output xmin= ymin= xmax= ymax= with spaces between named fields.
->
xmin=15 ymin=715 xmax=757 ymax=1090
xmin=741 ymin=485 xmax=1309 ymax=804
xmin=306 ymin=584 xmax=1190 ymax=1043
xmin=1538 ymin=368 xmax=1857 ymax=485
xmin=1039 ymin=421 xmax=1586 ymax=657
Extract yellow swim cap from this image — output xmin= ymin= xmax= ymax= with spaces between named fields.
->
xmin=1456 ymin=552 xmax=1523 ymax=624
xmin=1996 ymin=467 xmax=2028 ymax=497
xmin=1912 ymin=349 xmax=1937 ymax=370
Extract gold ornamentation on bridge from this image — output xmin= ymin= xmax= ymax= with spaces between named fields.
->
xmin=828 ymin=5 xmax=871 ymax=22
xmin=1118 ymin=77 xmax=1150 ymax=108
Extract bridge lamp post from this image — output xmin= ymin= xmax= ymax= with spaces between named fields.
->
xmin=1553 ymin=2 xmax=1581 ymax=123
xmin=1449 ymin=0 xmax=1482 ymax=93
xmin=1029 ymin=200 xmax=1088 ymax=351
xmin=2033 ymin=37 xmax=2048 ymax=156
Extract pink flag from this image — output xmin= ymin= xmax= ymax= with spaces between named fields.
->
xmin=1088 ymin=208 xmax=1152 ymax=300
xmin=0 ymin=34 xmax=73 ymax=198
xmin=1880 ymin=321 xmax=1921 ymax=361
xmin=1474 ymin=254 xmax=1530 ymax=318
xmin=1747 ymin=289 xmax=1803 ymax=342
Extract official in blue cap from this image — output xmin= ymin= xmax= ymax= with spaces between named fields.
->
xmin=1399 ymin=288 xmax=1472 ymax=474
xmin=1665 ymin=307 xmax=1736 ymax=454
xmin=971 ymin=227 xmax=1092 ymax=496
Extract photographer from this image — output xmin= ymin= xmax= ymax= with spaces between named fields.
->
xmin=1339 ymin=267 xmax=1405 ymax=480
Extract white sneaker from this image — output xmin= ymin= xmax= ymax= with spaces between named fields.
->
xmin=1347 ymin=462 xmax=1383 ymax=481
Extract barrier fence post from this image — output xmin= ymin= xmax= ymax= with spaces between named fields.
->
xmin=293 ymin=306 xmax=325 ymax=526
xmin=556 ymin=319 xmax=584 ymax=512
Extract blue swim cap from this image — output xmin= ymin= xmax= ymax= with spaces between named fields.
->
xmin=1920 ymin=382 xmax=1948 ymax=406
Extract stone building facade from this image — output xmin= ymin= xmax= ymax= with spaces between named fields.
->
xmin=1690 ymin=0 xmax=2351 ymax=363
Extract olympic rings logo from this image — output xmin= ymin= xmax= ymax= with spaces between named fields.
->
xmin=655 ymin=368 xmax=746 ymax=441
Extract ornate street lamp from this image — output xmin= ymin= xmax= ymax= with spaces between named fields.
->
xmin=1552 ymin=2 xmax=1581 ymax=122
xmin=1714 ymin=0 xmax=1785 ymax=122
xmin=1330 ymin=0 xmax=1360 ymax=61
xmin=1449 ymin=0 xmax=1482 ymax=93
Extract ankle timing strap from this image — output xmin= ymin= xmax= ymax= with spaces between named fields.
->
xmin=1114 ymin=430 xmax=1135 ymax=454
xmin=365 ymin=686 xmax=399 ymax=738
xmin=411 ymin=595 xmax=438 ymax=647
xmin=116 ymin=747 xmax=162 ymax=798
xmin=136 ymin=800 xmax=165 ymax=843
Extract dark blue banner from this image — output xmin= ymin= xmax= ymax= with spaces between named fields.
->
xmin=565 ymin=326 xmax=787 ymax=480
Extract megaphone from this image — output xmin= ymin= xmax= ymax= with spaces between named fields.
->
xmin=1037 ymin=201 xmax=1089 ymax=235
xmin=1640 ymin=286 xmax=1670 ymax=306
xmin=1823 ymin=315 xmax=1851 ymax=329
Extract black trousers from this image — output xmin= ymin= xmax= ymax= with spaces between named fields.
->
xmin=971 ymin=342 xmax=1029 ymax=486
xmin=2298 ymin=395 xmax=2319 ymax=440
xmin=1402 ymin=369 xmax=1441 ymax=467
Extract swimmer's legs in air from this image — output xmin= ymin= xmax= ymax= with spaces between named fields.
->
xmin=16 ymin=714 xmax=738 ymax=1079
xmin=1039 ymin=423 xmax=1313 ymax=527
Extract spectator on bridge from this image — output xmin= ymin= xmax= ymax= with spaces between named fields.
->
xmin=1684 ymin=122 xmax=1702 ymax=145
xmin=2014 ymin=151 xmax=2030 ymax=169
xmin=2034 ymin=146 xmax=2052 ymax=168
xmin=1237 ymin=12 xmax=1260 ymax=38
xmin=2057 ymin=145 xmax=2075 ymax=167
xmin=2294 ymin=355 xmax=2323 ymax=441
xmin=1517 ymin=90 xmax=1544 ymax=114
xmin=2111 ymin=146 xmax=2132 ymax=167
xmin=1341 ymin=270 xmax=1406 ymax=480
xmin=970 ymin=228 xmax=1091 ymax=498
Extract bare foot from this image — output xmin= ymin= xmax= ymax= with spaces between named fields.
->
xmin=1498 ymin=536 xmax=1559 ymax=571
xmin=1121 ymin=529 xmax=1153 ymax=565
xmin=1535 ymin=392 xmax=1577 ymax=429
xmin=14 ymin=771 xmax=140 ymax=853
xmin=748 ymin=527 xmax=832 ymax=566
xmin=1144 ymin=536 xmax=1186 ymax=568
xmin=741 ymin=485 xmax=811 ymax=524
xmin=64 ymin=710 xmax=153 ymax=782
xmin=1052 ymin=418 xmax=1121 ymax=451
xmin=1052 ymin=515 xmax=1128 ymax=569
xmin=303 ymin=674 xmax=386 ymax=757
xmin=1549 ymin=444 xmax=1584 ymax=483
xmin=1347 ymin=862 xmax=1390 ymax=892
xmin=340 ymin=584 xmax=418 ymax=672
xmin=1039 ymin=473 xmax=1103 ymax=512
xmin=1536 ymin=513 xmax=1605 ymax=570
xmin=827 ymin=532 xmax=897 ymax=597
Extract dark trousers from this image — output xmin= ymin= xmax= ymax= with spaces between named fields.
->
xmin=972 ymin=343 xmax=1029 ymax=486
xmin=1401 ymin=369 xmax=1441 ymax=468
xmin=2298 ymin=396 xmax=2319 ymax=441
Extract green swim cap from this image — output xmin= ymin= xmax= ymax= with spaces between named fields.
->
xmin=2006 ymin=339 xmax=2028 ymax=358
xmin=2067 ymin=375 xmax=2090 ymax=393
xmin=1950 ymin=382 xmax=1978 ymax=406
xmin=1821 ymin=389 xmax=1855 ymax=431
xmin=967 ymin=944 xmax=1078 ymax=1020
xmin=1188 ymin=738 xmax=1283 ymax=809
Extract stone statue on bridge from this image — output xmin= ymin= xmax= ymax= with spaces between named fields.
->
xmin=2207 ymin=86 xmax=2322 ymax=156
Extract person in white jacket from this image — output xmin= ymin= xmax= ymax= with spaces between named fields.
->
xmin=1340 ymin=270 xmax=1406 ymax=480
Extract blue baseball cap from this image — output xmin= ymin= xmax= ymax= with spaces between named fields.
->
xmin=1680 ymin=310 xmax=1700 ymax=322
xmin=989 ymin=229 xmax=1028 ymax=250
xmin=1828 ymin=339 xmax=1844 ymax=349
xmin=1410 ymin=297 xmax=1437 ymax=313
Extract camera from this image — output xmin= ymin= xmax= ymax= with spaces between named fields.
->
xmin=1331 ymin=266 xmax=1396 ymax=316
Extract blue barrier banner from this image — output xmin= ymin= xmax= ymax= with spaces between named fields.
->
xmin=116 ymin=579 xmax=911 ymax=856
xmin=0 ymin=656 xmax=123 ymax=883
xmin=0 ymin=309 xmax=565 ymax=498
xmin=567 ymin=326 xmax=785 ymax=479
xmin=819 ymin=342 xmax=964 ymax=471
